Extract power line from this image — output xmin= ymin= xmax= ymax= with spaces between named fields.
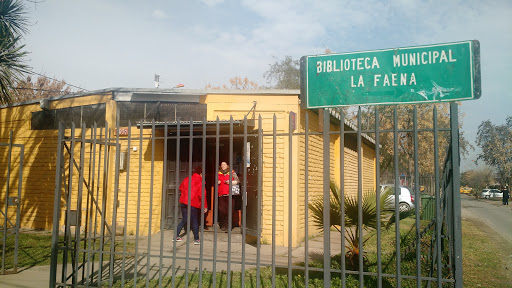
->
xmin=19 ymin=68 xmax=90 ymax=92
xmin=15 ymin=87 xmax=69 ymax=93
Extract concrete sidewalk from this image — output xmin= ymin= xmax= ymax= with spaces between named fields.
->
xmin=0 ymin=230 xmax=341 ymax=287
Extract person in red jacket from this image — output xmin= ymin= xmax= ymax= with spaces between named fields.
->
xmin=174 ymin=166 xmax=207 ymax=244
xmin=217 ymin=161 xmax=239 ymax=231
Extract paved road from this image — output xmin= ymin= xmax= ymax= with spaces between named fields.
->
xmin=460 ymin=194 xmax=512 ymax=244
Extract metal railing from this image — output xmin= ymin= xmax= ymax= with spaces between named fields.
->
xmin=49 ymin=103 xmax=463 ymax=287
xmin=0 ymin=131 xmax=24 ymax=275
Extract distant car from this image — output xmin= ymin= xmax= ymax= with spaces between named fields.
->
xmin=380 ymin=184 xmax=415 ymax=212
xmin=460 ymin=186 xmax=472 ymax=194
xmin=481 ymin=189 xmax=502 ymax=199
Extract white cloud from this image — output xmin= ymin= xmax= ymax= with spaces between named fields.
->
xmin=152 ymin=9 xmax=168 ymax=19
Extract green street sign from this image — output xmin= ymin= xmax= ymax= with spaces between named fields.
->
xmin=300 ymin=40 xmax=481 ymax=108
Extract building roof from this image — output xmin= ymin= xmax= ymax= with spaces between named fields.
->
xmin=1 ymin=87 xmax=375 ymax=145
xmin=0 ymin=87 xmax=301 ymax=109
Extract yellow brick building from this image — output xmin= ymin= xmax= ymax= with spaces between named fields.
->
xmin=0 ymin=88 xmax=375 ymax=247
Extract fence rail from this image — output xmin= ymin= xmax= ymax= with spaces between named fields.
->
xmin=49 ymin=103 xmax=463 ymax=287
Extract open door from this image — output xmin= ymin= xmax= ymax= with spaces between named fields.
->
xmin=245 ymin=134 xmax=259 ymax=236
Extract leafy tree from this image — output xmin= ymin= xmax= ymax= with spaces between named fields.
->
xmin=476 ymin=117 xmax=512 ymax=187
xmin=461 ymin=168 xmax=494 ymax=198
xmin=263 ymin=56 xmax=300 ymax=89
xmin=14 ymin=75 xmax=72 ymax=102
xmin=0 ymin=0 xmax=29 ymax=104
xmin=353 ymin=104 xmax=472 ymax=179
xmin=205 ymin=76 xmax=259 ymax=90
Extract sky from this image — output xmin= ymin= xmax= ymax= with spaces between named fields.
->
xmin=22 ymin=0 xmax=512 ymax=171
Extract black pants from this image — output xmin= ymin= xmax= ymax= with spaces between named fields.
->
xmin=218 ymin=196 xmax=235 ymax=229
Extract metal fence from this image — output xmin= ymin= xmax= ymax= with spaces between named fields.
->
xmin=1 ymin=131 xmax=24 ymax=275
xmin=49 ymin=103 xmax=463 ymax=287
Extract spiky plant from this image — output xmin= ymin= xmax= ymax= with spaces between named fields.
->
xmin=0 ymin=0 xmax=29 ymax=104
xmin=309 ymin=181 xmax=395 ymax=269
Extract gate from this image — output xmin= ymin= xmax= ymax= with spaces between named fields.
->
xmin=0 ymin=131 xmax=24 ymax=275
xmin=50 ymin=102 xmax=463 ymax=287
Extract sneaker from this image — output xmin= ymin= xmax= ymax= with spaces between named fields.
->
xmin=173 ymin=237 xmax=183 ymax=242
xmin=194 ymin=239 xmax=200 ymax=245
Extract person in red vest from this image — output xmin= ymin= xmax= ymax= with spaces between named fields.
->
xmin=217 ymin=161 xmax=239 ymax=231
xmin=173 ymin=166 xmax=207 ymax=244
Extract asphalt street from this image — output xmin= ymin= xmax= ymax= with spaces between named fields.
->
xmin=460 ymin=193 xmax=512 ymax=244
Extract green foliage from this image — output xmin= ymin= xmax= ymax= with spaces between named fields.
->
xmin=263 ymin=56 xmax=300 ymax=89
xmin=353 ymin=104 xmax=472 ymax=177
xmin=461 ymin=167 xmax=494 ymax=196
xmin=308 ymin=181 xmax=398 ymax=269
xmin=476 ymin=117 xmax=512 ymax=186
xmin=0 ymin=0 xmax=29 ymax=104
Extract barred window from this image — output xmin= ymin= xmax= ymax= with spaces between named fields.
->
xmin=31 ymin=103 xmax=106 ymax=130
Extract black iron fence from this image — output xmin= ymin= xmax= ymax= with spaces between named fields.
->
xmin=0 ymin=131 xmax=24 ymax=275
xmin=49 ymin=103 xmax=462 ymax=287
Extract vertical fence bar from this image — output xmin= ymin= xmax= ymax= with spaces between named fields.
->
xmin=50 ymin=123 xmax=65 ymax=287
xmin=256 ymin=115 xmax=262 ymax=288
xmin=413 ymin=107 xmax=421 ymax=287
xmin=212 ymin=117 xmax=220 ymax=288
xmin=357 ymin=107 xmax=364 ymax=287
xmin=84 ymin=122 xmax=96 ymax=286
xmin=240 ymin=115 xmax=248 ymax=287
xmin=110 ymin=120 xmax=121 ymax=287
xmin=288 ymin=112 xmax=293 ymax=288
xmin=272 ymin=114 xmax=277 ymax=288
xmin=146 ymin=120 xmax=156 ymax=286
xmin=185 ymin=119 xmax=193 ymax=287
xmin=393 ymin=107 xmax=401 ymax=287
xmin=199 ymin=118 xmax=206 ymax=287
xmin=14 ymin=136 xmax=23 ymax=274
xmin=158 ymin=122 xmax=168 ymax=288
xmin=75 ymin=123 xmax=87 ymax=285
xmin=433 ymin=106 xmax=442 ymax=288
xmin=339 ymin=110 xmax=346 ymax=288
xmin=134 ymin=120 xmax=143 ymax=288
xmin=227 ymin=116 xmax=234 ymax=288
xmin=98 ymin=122 xmax=110 ymax=287
xmin=304 ymin=112 xmax=310 ymax=288
xmin=1 ymin=131 xmax=12 ymax=274
xmin=450 ymin=102 xmax=463 ymax=287
xmin=122 ymin=121 xmax=131 ymax=287
xmin=91 ymin=125 xmax=103 ymax=286
xmin=63 ymin=123 xmax=76 ymax=287
xmin=374 ymin=107 xmax=382 ymax=288
xmin=241 ymin=115 xmax=248 ymax=287
xmin=322 ymin=109 xmax=331 ymax=288
xmin=171 ymin=119 xmax=181 ymax=288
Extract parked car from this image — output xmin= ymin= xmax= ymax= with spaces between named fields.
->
xmin=380 ymin=184 xmax=415 ymax=211
xmin=481 ymin=189 xmax=502 ymax=199
xmin=460 ymin=186 xmax=472 ymax=194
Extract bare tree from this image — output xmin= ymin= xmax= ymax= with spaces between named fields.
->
xmin=13 ymin=75 xmax=72 ymax=102
xmin=205 ymin=76 xmax=259 ymax=90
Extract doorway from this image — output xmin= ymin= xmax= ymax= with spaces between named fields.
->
xmin=164 ymin=128 xmax=260 ymax=236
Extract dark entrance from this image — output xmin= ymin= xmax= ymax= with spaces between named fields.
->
xmin=164 ymin=124 xmax=260 ymax=236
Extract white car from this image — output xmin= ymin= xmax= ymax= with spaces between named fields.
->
xmin=380 ymin=184 xmax=415 ymax=211
xmin=481 ymin=189 xmax=502 ymax=199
